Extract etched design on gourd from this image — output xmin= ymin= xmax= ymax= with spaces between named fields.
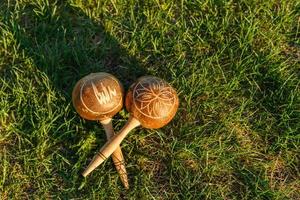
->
xmin=133 ymin=77 xmax=176 ymax=119
xmin=92 ymin=82 xmax=117 ymax=105
xmin=79 ymin=76 xmax=122 ymax=115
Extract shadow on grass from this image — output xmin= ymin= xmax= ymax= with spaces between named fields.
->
xmin=3 ymin=1 xmax=148 ymax=197
xmin=239 ymin=61 xmax=299 ymax=152
xmin=231 ymin=162 xmax=274 ymax=199
xmin=16 ymin=3 xmax=146 ymax=94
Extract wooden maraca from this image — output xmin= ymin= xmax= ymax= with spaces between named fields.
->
xmin=72 ymin=72 xmax=129 ymax=189
xmin=82 ymin=76 xmax=179 ymax=177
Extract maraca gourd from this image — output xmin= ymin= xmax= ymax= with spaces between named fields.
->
xmin=72 ymin=72 xmax=129 ymax=189
xmin=82 ymin=76 xmax=179 ymax=177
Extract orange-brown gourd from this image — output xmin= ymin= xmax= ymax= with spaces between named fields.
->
xmin=72 ymin=72 xmax=129 ymax=189
xmin=82 ymin=76 xmax=179 ymax=177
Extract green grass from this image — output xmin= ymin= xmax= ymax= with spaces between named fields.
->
xmin=0 ymin=0 xmax=299 ymax=199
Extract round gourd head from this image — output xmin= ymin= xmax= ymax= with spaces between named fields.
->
xmin=72 ymin=72 xmax=124 ymax=121
xmin=125 ymin=76 xmax=179 ymax=129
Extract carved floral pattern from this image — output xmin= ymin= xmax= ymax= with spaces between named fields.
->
xmin=133 ymin=77 xmax=176 ymax=119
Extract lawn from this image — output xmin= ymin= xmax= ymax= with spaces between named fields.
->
xmin=0 ymin=0 xmax=299 ymax=199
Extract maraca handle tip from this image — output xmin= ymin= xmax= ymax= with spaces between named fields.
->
xmin=82 ymin=170 xmax=89 ymax=177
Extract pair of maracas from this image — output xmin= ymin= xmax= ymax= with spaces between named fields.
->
xmin=72 ymin=72 xmax=179 ymax=189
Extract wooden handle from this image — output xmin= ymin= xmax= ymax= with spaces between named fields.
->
xmin=101 ymin=119 xmax=129 ymax=189
xmin=82 ymin=116 xmax=140 ymax=177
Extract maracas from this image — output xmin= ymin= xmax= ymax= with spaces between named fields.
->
xmin=82 ymin=76 xmax=179 ymax=177
xmin=72 ymin=72 xmax=129 ymax=189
